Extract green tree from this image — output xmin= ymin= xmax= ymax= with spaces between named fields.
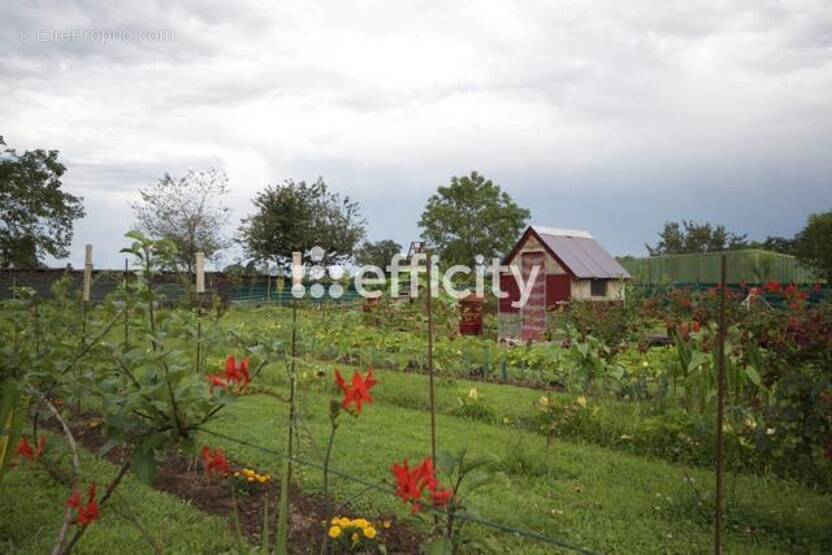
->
xmin=646 ymin=220 xmax=747 ymax=256
xmin=238 ymin=178 xmax=365 ymax=272
xmin=355 ymin=239 xmax=402 ymax=272
xmin=748 ymin=235 xmax=797 ymax=255
xmin=794 ymin=211 xmax=832 ymax=283
xmin=0 ymin=135 xmax=85 ymax=268
xmin=131 ymin=168 xmax=231 ymax=273
xmin=418 ymin=171 xmax=530 ymax=267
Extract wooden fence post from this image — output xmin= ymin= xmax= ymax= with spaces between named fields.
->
xmin=82 ymin=244 xmax=93 ymax=303
xmin=714 ymin=254 xmax=728 ymax=554
xmin=195 ymin=252 xmax=205 ymax=294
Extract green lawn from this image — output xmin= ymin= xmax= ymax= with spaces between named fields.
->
xmin=4 ymin=304 xmax=831 ymax=554
xmin=202 ymin=362 xmax=832 ymax=554
xmin=0 ymin=433 xmax=236 ymax=554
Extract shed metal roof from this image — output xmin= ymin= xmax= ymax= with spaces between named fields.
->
xmin=530 ymin=225 xmax=631 ymax=279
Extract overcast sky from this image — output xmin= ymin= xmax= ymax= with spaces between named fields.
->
xmin=3 ymin=0 xmax=831 ymax=269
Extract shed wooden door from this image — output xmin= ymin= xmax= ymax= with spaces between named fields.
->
xmin=520 ymin=252 xmax=546 ymax=342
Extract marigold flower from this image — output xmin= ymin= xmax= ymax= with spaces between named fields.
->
xmin=334 ymin=368 xmax=378 ymax=414
xmin=328 ymin=525 xmax=342 ymax=539
xmin=363 ymin=526 xmax=377 ymax=539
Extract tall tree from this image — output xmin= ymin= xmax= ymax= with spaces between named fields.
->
xmin=418 ymin=171 xmax=530 ymax=267
xmin=355 ymin=239 xmax=402 ymax=273
xmin=0 ymin=135 xmax=85 ymax=268
xmin=748 ymin=236 xmax=798 ymax=255
xmin=646 ymin=220 xmax=747 ymax=256
xmin=238 ymin=178 xmax=365 ymax=272
xmin=794 ymin=210 xmax=832 ymax=283
xmin=131 ymin=168 xmax=231 ymax=273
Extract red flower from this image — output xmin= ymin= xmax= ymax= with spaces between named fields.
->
xmin=201 ymin=446 xmax=231 ymax=476
xmin=335 ymin=368 xmax=378 ymax=414
xmin=391 ymin=457 xmax=452 ymax=513
xmin=207 ymin=356 xmax=251 ymax=393
xmin=206 ymin=374 xmax=228 ymax=392
xmin=691 ymin=321 xmax=701 ymax=333
xmin=16 ymin=436 xmax=45 ymax=462
xmin=67 ymin=483 xmax=99 ymax=526
xmin=392 ymin=459 xmax=423 ymax=512
xmin=765 ymin=280 xmax=781 ymax=294
xmin=225 ymin=355 xmax=251 ymax=386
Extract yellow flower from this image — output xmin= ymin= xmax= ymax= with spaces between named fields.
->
xmin=382 ymin=519 xmax=392 ymax=529
xmin=351 ymin=532 xmax=359 ymax=544
xmin=337 ymin=517 xmax=351 ymax=527
xmin=363 ymin=526 xmax=377 ymax=539
xmin=330 ymin=517 xmax=340 ymax=525
xmin=328 ymin=526 xmax=342 ymax=539
xmin=353 ymin=518 xmax=370 ymax=529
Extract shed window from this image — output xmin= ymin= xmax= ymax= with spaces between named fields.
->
xmin=590 ymin=279 xmax=607 ymax=297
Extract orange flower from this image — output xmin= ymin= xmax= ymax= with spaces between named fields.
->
xmin=335 ymin=368 xmax=378 ymax=414
xmin=16 ymin=436 xmax=45 ymax=462
xmin=207 ymin=355 xmax=251 ymax=392
xmin=201 ymin=446 xmax=231 ymax=476
xmin=67 ymin=483 xmax=99 ymax=526
xmin=391 ymin=456 xmax=452 ymax=513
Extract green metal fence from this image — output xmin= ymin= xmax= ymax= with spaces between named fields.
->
xmin=618 ymin=250 xmax=821 ymax=285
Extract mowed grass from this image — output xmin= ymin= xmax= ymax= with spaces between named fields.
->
xmin=203 ymin=362 xmax=832 ymax=554
xmin=0 ymin=434 xmax=236 ymax=554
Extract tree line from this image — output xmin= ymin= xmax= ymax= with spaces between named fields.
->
xmin=1 ymin=133 xmax=830 ymax=282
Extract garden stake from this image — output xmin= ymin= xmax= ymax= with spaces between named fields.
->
xmin=123 ymin=258 xmax=129 ymax=350
xmin=276 ymin=298 xmax=299 ymax=555
xmin=426 ymin=250 xmax=437 ymax=467
xmin=714 ymin=254 xmax=728 ymax=555
xmin=195 ymin=252 xmax=205 ymax=374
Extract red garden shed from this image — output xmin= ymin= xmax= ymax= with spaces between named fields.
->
xmin=498 ymin=226 xmax=631 ymax=342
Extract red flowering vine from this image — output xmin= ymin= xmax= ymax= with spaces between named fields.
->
xmin=391 ymin=457 xmax=452 ymax=513
xmin=207 ymin=355 xmax=251 ymax=393
xmin=16 ymin=436 xmax=45 ymax=463
xmin=334 ymin=368 xmax=378 ymax=414
xmin=66 ymin=483 xmax=99 ymax=526
xmin=201 ymin=446 xmax=231 ymax=476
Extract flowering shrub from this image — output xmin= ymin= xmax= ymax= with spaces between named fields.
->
xmin=327 ymin=516 xmax=381 ymax=552
xmin=392 ymin=449 xmax=495 ymax=553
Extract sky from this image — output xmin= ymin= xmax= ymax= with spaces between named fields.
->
xmin=2 ymin=0 xmax=831 ymax=269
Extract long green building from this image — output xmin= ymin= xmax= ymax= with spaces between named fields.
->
xmin=617 ymin=250 xmax=821 ymax=285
